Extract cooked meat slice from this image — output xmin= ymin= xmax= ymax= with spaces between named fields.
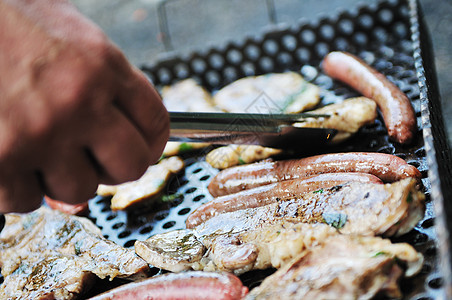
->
xmin=90 ymin=271 xmax=248 ymax=300
xmin=162 ymin=141 xmax=211 ymax=158
xmin=97 ymin=156 xmax=184 ymax=210
xmin=208 ymin=152 xmax=422 ymax=197
xmin=213 ymin=72 xmax=320 ymax=113
xmin=186 ymin=173 xmax=383 ymax=228
xmin=1 ymin=256 xmax=97 ymax=300
xmin=294 ymin=97 xmax=377 ymax=143
xmin=0 ymin=207 xmax=150 ymax=299
xmin=161 ymin=78 xmax=219 ymax=112
xmin=245 ymin=235 xmax=423 ymax=300
xmin=136 ymin=222 xmax=336 ymax=275
xmin=136 ymin=179 xmax=424 ymax=274
xmin=206 ymin=145 xmax=282 ymax=169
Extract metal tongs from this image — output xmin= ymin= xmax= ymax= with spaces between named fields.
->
xmin=169 ymin=112 xmax=337 ymax=149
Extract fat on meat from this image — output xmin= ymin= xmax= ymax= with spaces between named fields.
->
xmin=135 ymin=179 xmax=424 ymax=275
xmin=0 ymin=207 xmax=150 ymax=299
xmin=245 ymin=234 xmax=423 ymax=300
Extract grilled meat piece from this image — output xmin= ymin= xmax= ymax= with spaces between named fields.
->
xmin=245 ymin=235 xmax=423 ymax=300
xmin=206 ymin=145 xmax=282 ymax=170
xmin=186 ymin=172 xmax=383 ymax=228
xmin=161 ymin=78 xmax=219 ymax=113
xmin=213 ymin=72 xmax=320 ymax=114
xmin=89 ymin=271 xmax=248 ymax=300
xmin=0 ymin=207 xmax=150 ymax=299
xmin=294 ymin=97 xmax=377 ymax=143
xmin=208 ymin=152 xmax=422 ymax=197
xmin=97 ymin=156 xmax=184 ymax=210
xmin=136 ymin=179 xmax=424 ymax=275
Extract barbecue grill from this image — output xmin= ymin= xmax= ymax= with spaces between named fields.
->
xmin=85 ymin=0 xmax=452 ymax=298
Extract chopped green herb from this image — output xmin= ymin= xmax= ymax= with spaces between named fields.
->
xmin=406 ymin=193 xmax=413 ymax=203
xmin=322 ymin=212 xmax=347 ymax=229
xmin=313 ymin=188 xmax=324 ymax=194
xmin=372 ymin=251 xmax=389 ymax=257
xmin=161 ymin=193 xmax=182 ymax=203
xmin=179 ymin=143 xmax=193 ymax=152
xmin=238 ymin=157 xmax=246 ymax=165
xmin=74 ymin=241 xmax=82 ymax=255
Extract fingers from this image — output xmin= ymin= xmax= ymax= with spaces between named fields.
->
xmin=39 ymin=147 xmax=99 ymax=204
xmin=88 ymin=104 xmax=153 ymax=185
xmin=114 ymin=67 xmax=170 ymax=164
xmin=0 ymin=172 xmax=43 ymax=213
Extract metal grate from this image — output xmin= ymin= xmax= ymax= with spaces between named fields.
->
xmin=87 ymin=0 xmax=450 ymax=298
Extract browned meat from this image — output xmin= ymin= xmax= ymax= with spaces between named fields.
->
xmin=0 ymin=207 xmax=150 ymax=299
xmin=208 ymin=152 xmax=422 ymax=197
xmin=89 ymin=271 xmax=248 ymax=300
xmin=136 ymin=179 xmax=424 ymax=275
xmin=187 ymin=172 xmax=383 ymax=228
xmin=322 ymin=51 xmax=417 ymax=144
xmin=245 ymin=235 xmax=423 ymax=300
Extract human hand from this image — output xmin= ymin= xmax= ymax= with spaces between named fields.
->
xmin=0 ymin=0 xmax=169 ymax=212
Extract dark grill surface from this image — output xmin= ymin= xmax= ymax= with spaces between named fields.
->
xmin=87 ymin=0 xmax=450 ymax=298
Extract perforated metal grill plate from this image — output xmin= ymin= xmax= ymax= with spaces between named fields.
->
xmin=87 ymin=0 xmax=447 ymax=298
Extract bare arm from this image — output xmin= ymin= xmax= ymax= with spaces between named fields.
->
xmin=0 ymin=0 xmax=169 ymax=212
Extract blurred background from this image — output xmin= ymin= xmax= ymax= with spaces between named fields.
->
xmin=71 ymin=0 xmax=452 ymax=147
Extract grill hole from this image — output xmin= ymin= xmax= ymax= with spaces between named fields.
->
xmin=245 ymin=44 xmax=260 ymax=61
xmin=378 ymin=9 xmax=394 ymax=24
xmin=295 ymin=48 xmax=311 ymax=63
xmin=178 ymin=208 xmax=191 ymax=215
xmin=193 ymin=195 xmax=205 ymax=202
xmin=124 ymin=240 xmax=136 ymax=248
xmin=227 ymin=49 xmax=243 ymax=65
xmin=155 ymin=211 xmax=169 ymax=221
xmin=319 ymin=24 xmax=335 ymax=40
xmin=300 ymin=29 xmax=316 ymax=45
xmin=103 ymin=234 xmax=109 ymax=239
xmin=358 ymin=14 xmax=374 ymax=29
xmin=282 ymin=35 xmax=297 ymax=51
xmin=96 ymin=197 xmax=109 ymax=205
xmin=337 ymin=18 xmax=354 ymax=35
xmin=421 ymin=218 xmax=434 ymax=229
xmin=139 ymin=225 xmax=154 ymax=234
xmin=191 ymin=58 xmax=207 ymax=74
xmin=118 ymin=230 xmax=131 ymax=239
xmin=192 ymin=168 xmax=202 ymax=174
xmin=163 ymin=221 xmax=176 ymax=229
xmin=185 ymin=187 xmax=197 ymax=194
xmin=112 ymin=222 xmax=124 ymax=229
xmin=407 ymin=160 xmax=421 ymax=168
xmin=106 ymin=213 xmax=117 ymax=221
xmin=200 ymin=175 xmax=210 ymax=181
xmin=428 ymin=277 xmax=444 ymax=289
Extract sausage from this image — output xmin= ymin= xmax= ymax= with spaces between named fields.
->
xmin=322 ymin=51 xmax=417 ymax=144
xmin=88 ymin=271 xmax=248 ymax=300
xmin=187 ymin=172 xmax=382 ymax=228
xmin=207 ymin=152 xmax=421 ymax=197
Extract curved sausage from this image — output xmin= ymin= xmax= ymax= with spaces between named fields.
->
xmin=89 ymin=271 xmax=248 ymax=300
xmin=187 ymin=172 xmax=382 ymax=228
xmin=207 ymin=152 xmax=421 ymax=197
xmin=322 ymin=51 xmax=417 ymax=144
